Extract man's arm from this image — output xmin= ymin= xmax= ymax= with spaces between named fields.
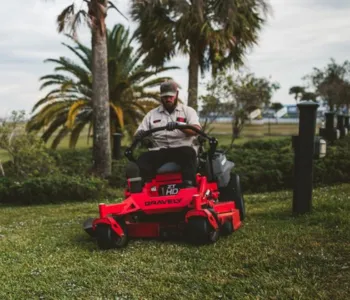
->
xmin=181 ymin=124 xmax=201 ymax=136
xmin=180 ymin=106 xmax=201 ymax=136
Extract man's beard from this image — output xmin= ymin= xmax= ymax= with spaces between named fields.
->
xmin=162 ymin=97 xmax=178 ymax=113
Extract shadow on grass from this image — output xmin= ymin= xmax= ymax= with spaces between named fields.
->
xmin=73 ymin=228 xmax=236 ymax=251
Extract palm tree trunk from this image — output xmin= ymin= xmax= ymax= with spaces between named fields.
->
xmin=188 ymin=44 xmax=199 ymax=111
xmin=91 ymin=24 xmax=111 ymax=178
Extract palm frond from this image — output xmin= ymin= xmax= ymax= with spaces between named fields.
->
xmin=57 ymin=4 xmax=75 ymax=33
xmin=108 ymin=1 xmax=128 ymax=20
xmin=32 ymin=23 xmax=180 ymax=146
xmin=69 ymin=111 xmax=91 ymax=148
xmin=51 ymin=127 xmax=70 ymax=149
xmin=41 ymin=113 xmax=68 ymax=142
xmin=66 ymin=100 xmax=89 ymax=129
xmin=109 ymin=103 xmax=124 ymax=129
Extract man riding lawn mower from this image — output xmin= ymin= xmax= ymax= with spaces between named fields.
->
xmin=83 ymin=81 xmax=245 ymax=249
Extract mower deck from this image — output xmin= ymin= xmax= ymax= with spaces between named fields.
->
xmin=85 ymin=174 xmax=242 ymax=249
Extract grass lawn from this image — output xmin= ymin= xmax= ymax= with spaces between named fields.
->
xmin=1 ymin=184 xmax=349 ymax=299
xmin=209 ymin=122 xmax=301 ymax=136
xmin=48 ymin=123 xmax=299 ymax=150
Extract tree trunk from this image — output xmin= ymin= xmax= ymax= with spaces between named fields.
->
xmin=91 ymin=23 xmax=111 ymax=178
xmin=188 ymin=44 xmax=199 ymax=111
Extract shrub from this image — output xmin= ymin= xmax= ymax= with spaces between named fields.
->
xmin=0 ymin=175 xmax=114 ymax=205
xmin=314 ymin=136 xmax=350 ymax=186
xmin=227 ymin=146 xmax=294 ymax=193
xmin=50 ymin=148 xmax=93 ymax=176
xmin=227 ymin=135 xmax=350 ymax=193
xmin=0 ymin=111 xmax=58 ymax=178
xmin=1 ymin=135 xmax=348 ymax=205
xmin=235 ymin=137 xmax=292 ymax=151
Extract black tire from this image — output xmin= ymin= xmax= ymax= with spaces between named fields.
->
xmin=83 ymin=217 xmax=96 ymax=237
xmin=221 ymin=220 xmax=233 ymax=236
xmin=219 ymin=173 xmax=246 ymax=221
xmin=186 ymin=217 xmax=219 ymax=245
xmin=95 ymin=221 xmax=128 ymax=250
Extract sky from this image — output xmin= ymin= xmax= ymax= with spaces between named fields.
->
xmin=0 ymin=0 xmax=350 ymax=118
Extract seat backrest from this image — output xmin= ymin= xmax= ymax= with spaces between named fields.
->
xmin=156 ymin=162 xmax=181 ymax=174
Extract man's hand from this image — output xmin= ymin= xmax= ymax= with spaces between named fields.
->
xmin=166 ymin=122 xmax=178 ymax=131
xmin=134 ymin=129 xmax=147 ymax=140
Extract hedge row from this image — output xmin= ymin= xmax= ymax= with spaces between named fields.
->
xmin=0 ymin=136 xmax=349 ymax=204
xmin=0 ymin=175 xmax=117 ymax=205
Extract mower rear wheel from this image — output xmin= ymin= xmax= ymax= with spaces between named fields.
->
xmin=186 ymin=217 xmax=219 ymax=245
xmin=95 ymin=223 xmax=128 ymax=250
xmin=219 ymin=173 xmax=246 ymax=221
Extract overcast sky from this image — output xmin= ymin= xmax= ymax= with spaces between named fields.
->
xmin=1 ymin=0 xmax=349 ymax=117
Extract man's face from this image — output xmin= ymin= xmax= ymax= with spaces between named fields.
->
xmin=161 ymin=94 xmax=177 ymax=111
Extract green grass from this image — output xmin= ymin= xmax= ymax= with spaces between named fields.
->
xmin=1 ymin=184 xmax=349 ymax=299
xmin=209 ymin=122 xmax=301 ymax=136
xmin=47 ymin=123 xmax=300 ymax=150
xmin=215 ymin=134 xmax=286 ymax=146
xmin=0 ymin=123 xmax=303 ymax=163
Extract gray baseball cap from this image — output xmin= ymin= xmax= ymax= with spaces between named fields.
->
xmin=160 ymin=81 xmax=178 ymax=97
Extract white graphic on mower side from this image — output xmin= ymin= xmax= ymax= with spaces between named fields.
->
xmin=165 ymin=184 xmax=179 ymax=195
xmin=158 ymin=184 xmax=181 ymax=196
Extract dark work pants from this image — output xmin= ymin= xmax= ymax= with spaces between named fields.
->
xmin=136 ymin=146 xmax=197 ymax=182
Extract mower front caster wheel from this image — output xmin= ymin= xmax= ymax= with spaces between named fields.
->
xmin=186 ymin=217 xmax=219 ymax=245
xmin=95 ymin=224 xmax=128 ymax=250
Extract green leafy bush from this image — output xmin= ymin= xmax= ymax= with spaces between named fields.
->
xmin=49 ymin=148 xmax=93 ymax=176
xmin=0 ymin=111 xmax=58 ymax=178
xmin=110 ymin=158 xmax=128 ymax=189
xmin=1 ymin=135 xmax=348 ymax=205
xmin=236 ymin=137 xmax=291 ymax=151
xmin=227 ymin=146 xmax=294 ymax=193
xmin=0 ymin=175 xmax=114 ymax=205
xmin=314 ymin=136 xmax=350 ymax=185
xmin=227 ymin=135 xmax=350 ymax=193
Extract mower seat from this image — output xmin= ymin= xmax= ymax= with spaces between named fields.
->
xmin=156 ymin=162 xmax=181 ymax=174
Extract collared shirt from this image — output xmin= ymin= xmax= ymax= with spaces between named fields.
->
xmin=136 ymin=103 xmax=201 ymax=150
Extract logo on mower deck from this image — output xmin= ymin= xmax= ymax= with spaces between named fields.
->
xmin=159 ymin=184 xmax=180 ymax=196
xmin=145 ymin=198 xmax=181 ymax=206
xmin=165 ymin=184 xmax=179 ymax=195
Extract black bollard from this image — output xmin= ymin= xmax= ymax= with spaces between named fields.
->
xmin=336 ymin=114 xmax=346 ymax=138
xmin=345 ymin=115 xmax=350 ymax=132
xmin=319 ymin=112 xmax=339 ymax=142
xmin=112 ymin=133 xmax=123 ymax=160
xmin=293 ymin=101 xmax=319 ymax=214
xmin=325 ymin=112 xmax=335 ymax=131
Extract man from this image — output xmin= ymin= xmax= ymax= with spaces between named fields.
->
xmin=134 ymin=80 xmax=201 ymax=187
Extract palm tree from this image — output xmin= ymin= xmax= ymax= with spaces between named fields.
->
xmin=289 ymin=86 xmax=305 ymax=103
xmin=45 ymin=0 xmax=127 ymax=177
xmin=27 ymin=24 xmax=177 ymax=149
xmin=130 ymin=0 xmax=270 ymax=111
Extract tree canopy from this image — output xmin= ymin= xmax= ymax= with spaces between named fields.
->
xmin=130 ymin=0 xmax=271 ymax=110
xmin=303 ymin=58 xmax=350 ymax=110
xmin=27 ymin=24 xmax=177 ymax=149
xmin=201 ymin=70 xmax=280 ymax=140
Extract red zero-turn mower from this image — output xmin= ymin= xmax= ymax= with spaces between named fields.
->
xmin=83 ymin=125 xmax=245 ymax=249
